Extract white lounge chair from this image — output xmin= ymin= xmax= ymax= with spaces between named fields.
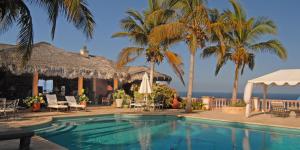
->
xmin=46 ymin=94 xmax=68 ymax=111
xmin=65 ymin=96 xmax=86 ymax=111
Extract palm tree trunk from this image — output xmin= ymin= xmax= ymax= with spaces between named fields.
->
xmin=232 ymin=64 xmax=239 ymax=103
xmin=149 ymin=61 xmax=155 ymax=87
xmin=186 ymin=52 xmax=195 ymax=113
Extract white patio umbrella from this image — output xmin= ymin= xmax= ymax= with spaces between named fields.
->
xmin=138 ymin=73 xmax=152 ymax=105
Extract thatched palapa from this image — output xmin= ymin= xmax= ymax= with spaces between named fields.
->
xmin=0 ymin=42 xmax=126 ymax=79
xmin=125 ymin=66 xmax=172 ymax=83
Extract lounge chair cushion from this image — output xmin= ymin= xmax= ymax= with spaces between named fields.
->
xmin=69 ymin=104 xmax=85 ymax=108
xmin=0 ymin=108 xmax=14 ymax=112
xmin=48 ymin=105 xmax=68 ymax=109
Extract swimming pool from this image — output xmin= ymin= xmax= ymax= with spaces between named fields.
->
xmin=26 ymin=115 xmax=300 ymax=150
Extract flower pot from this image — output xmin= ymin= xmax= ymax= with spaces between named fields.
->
xmin=172 ymin=98 xmax=179 ymax=109
xmin=222 ymin=106 xmax=246 ymax=114
xmin=80 ymin=101 xmax=87 ymax=107
xmin=115 ymin=99 xmax=123 ymax=108
xmin=123 ymin=104 xmax=129 ymax=108
xmin=32 ymin=102 xmax=41 ymax=112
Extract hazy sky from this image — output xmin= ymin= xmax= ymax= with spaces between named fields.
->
xmin=1 ymin=0 xmax=300 ymax=94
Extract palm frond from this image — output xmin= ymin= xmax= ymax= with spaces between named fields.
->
xmin=16 ymin=1 xmax=34 ymax=64
xmin=247 ymin=17 xmax=277 ymax=42
xmin=201 ymin=45 xmax=220 ymax=58
xmin=0 ymin=2 xmax=18 ymax=35
xmin=229 ymin=0 xmax=246 ymax=22
xmin=127 ymin=9 xmax=144 ymax=25
xmin=149 ymin=22 xmax=185 ymax=46
xmin=59 ymin=0 xmax=95 ymax=39
xmin=215 ymin=52 xmax=231 ymax=75
xmin=250 ymin=40 xmax=287 ymax=60
xmin=164 ymin=50 xmax=185 ymax=85
xmin=111 ymin=32 xmax=130 ymax=38
xmin=117 ymin=47 xmax=145 ymax=68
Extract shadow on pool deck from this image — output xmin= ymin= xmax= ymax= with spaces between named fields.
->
xmin=0 ymin=136 xmax=67 ymax=150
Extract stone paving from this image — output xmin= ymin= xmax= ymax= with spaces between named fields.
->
xmin=1 ymin=106 xmax=300 ymax=149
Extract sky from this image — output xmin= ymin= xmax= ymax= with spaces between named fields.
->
xmin=1 ymin=0 xmax=300 ymax=94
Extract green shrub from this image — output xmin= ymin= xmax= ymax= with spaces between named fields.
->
xmin=229 ymin=100 xmax=246 ymax=107
xmin=192 ymin=102 xmax=205 ymax=110
xmin=151 ymin=84 xmax=177 ymax=108
xmin=180 ymin=99 xmax=205 ymax=110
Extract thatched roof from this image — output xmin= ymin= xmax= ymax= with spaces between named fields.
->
xmin=125 ymin=66 xmax=172 ymax=83
xmin=0 ymin=42 xmax=126 ymax=79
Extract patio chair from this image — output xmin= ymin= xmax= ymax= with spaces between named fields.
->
xmin=270 ymin=101 xmax=290 ymax=117
xmin=46 ymin=94 xmax=68 ymax=112
xmin=102 ymin=93 xmax=112 ymax=105
xmin=65 ymin=96 xmax=86 ymax=111
xmin=131 ymin=98 xmax=146 ymax=111
xmin=0 ymin=99 xmax=19 ymax=119
xmin=150 ymin=100 xmax=164 ymax=111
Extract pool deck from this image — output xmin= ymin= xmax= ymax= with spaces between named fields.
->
xmin=1 ymin=106 xmax=300 ymax=149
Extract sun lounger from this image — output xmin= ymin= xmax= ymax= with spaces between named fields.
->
xmin=46 ymin=94 xmax=68 ymax=111
xmin=65 ymin=96 xmax=86 ymax=111
xmin=0 ymin=128 xmax=34 ymax=150
xmin=270 ymin=101 xmax=290 ymax=117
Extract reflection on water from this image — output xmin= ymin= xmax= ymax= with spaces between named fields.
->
xmin=243 ymin=129 xmax=250 ymax=150
xmin=29 ymin=115 xmax=300 ymax=150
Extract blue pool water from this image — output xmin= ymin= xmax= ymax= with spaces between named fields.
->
xmin=26 ymin=115 xmax=300 ymax=150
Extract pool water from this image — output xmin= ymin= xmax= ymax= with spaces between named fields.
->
xmin=26 ymin=115 xmax=300 ymax=150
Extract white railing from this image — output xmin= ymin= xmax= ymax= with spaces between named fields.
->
xmin=264 ymin=99 xmax=300 ymax=111
xmin=211 ymin=98 xmax=231 ymax=109
xmin=183 ymin=97 xmax=300 ymax=111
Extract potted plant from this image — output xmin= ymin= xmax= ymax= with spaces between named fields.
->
xmin=172 ymin=93 xmax=180 ymax=109
xmin=222 ymin=100 xmax=246 ymax=114
xmin=79 ymin=89 xmax=89 ymax=107
xmin=113 ymin=89 xmax=126 ymax=108
xmin=24 ymin=93 xmax=45 ymax=112
xmin=122 ymin=95 xmax=132 ymax=108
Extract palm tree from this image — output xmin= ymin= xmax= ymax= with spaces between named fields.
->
xmin=149 ymin=0 xmax=225 ymax=112
xmin=112 ymin=0 xmax=185 ymax=86
xmin=0 ymin=0 xmax=95 ymax=63
xmin=202 ymin=0 xmax=287 ymax=103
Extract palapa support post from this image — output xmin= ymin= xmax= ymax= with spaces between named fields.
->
xmin=78 ymin=76 xmax=84 ymax=96
xmin=32 ymin=71 xmax=39 ymax=96
xmin=113 ymin=78 xmax=118 ymax=90
xmin=92 ymin=78 xmax=97 ymax=103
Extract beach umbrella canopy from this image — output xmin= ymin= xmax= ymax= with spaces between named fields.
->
xmin=138 ymin=73 xmax=152 ymax=94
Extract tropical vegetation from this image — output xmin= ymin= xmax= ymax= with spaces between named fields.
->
xmin=112 ymin=0 xmax=185 ymax=86
xmin=24 ymin=93 xmax=45 ymax=107
xmin=151 ymin=83 xmax=177 ymax=108
xmin=79 ymin=89 xmax=89 ymax=102
xmin=0 ymin=0 xmax=95 ymax=63
xmin=202 ymin=0 xmax=287 ymax=103
xmin=149 ymin=0 xmax=226 ymax=112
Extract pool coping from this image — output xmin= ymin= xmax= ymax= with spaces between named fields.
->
xmin=180 ymin=115 xmax=300 ymax=130
xmin=23 ymin=112 xmax=300 ymax=130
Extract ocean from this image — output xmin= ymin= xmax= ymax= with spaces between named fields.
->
xmin=178 ymin=92 xmax=300 ymax=100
